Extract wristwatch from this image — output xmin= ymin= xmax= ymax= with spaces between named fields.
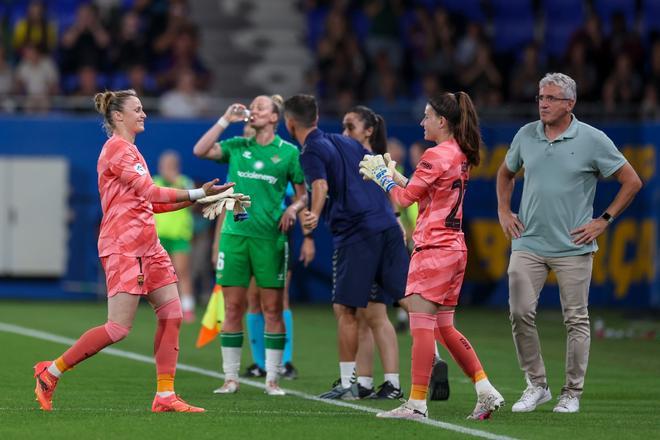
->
xmin=600 ymin=212 xmax=614 ymax=224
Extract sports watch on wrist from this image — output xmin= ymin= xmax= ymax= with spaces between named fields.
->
xmin=600 ymin=212 xmax=614 ymax=224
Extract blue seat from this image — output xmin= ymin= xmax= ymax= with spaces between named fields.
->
xmin=491 ymin=0 xmax=534 ymax=20
xmin=542 ymin=0 xmax=586 ymax=58
xmin=440 ymin=0 xmax=485 ymax=22
xmin=306 ymin=6 xmax=328 ymax=49
xmin=8 ymin=4 xmax=29 ymax=28
xmin=641 ymin=0 xmax=660 ymax=34
xmin=350 ymin=8 xmax=370 ymax=44
xmin=61 ymin=74 xmax=78 ymax=94
xmin=492 ymin=0 xmax=537 ymax=55
xmin=593 ymin=0 xmax=637 ymax=34
xmin=541 ymin=0 xmax=585 ymax=25
xmin=544 ymin=22 xmax=582 ymax=58
xmin=110 ymin=72 xmax=157 ymax=91
xmin=493 ymin=17 xmax=536 ymax=54
xmin=62 ymin=71 xmax=110 ymax=94
xmin=54 ymin=0 xmax=82 ymax=14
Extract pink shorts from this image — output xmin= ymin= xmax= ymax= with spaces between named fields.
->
xmin=405 ymin=248 xmax=467 ymax=306
xmin=101 ymin=247 xmax=178 ymax=297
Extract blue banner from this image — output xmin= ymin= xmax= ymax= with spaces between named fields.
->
xmin=0 ymin=116 xmax=656 ymax=308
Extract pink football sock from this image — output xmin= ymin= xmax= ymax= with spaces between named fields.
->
xmin=435 ymin=310 xmax=485 ymax=382
xmin=61 ymin=321 xmax=130 ymax=368
xmin=409 ymin=312 xmax=437 ymax=400
xmin=154 ymin=298 xmax=183 ymax=377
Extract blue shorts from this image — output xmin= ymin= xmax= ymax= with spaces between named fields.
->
xmin=332 ymin=226 xmax=409 ymax=308
xmin=369 ymin=284 xmax=394 ymax=305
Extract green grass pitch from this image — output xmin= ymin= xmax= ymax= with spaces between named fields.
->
xmin=1 ymin=301 xmax=658 ymax=439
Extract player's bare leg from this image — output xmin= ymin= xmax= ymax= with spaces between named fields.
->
xmin=261 ymin=288 xmax=286 ymax=396
xmin=281 ymin=272 xmax=298 ymax=379
xmin=244 ymin=278 xmax=266 ymax=378
xmin=319 ymin=304 xmax=359 ymax=400
xmin=355 ymin=309 xmax=376 ymax=398
xmin=214 ymin=286 xmax=247 ymax=394
xmin=171 ymin=251 xmax=195 ymax=323
xmin=364 ymin=302 xmax=402 ymax=399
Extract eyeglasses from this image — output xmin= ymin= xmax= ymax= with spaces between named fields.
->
xmin=535 ymin=95 xmax=573 ymax=103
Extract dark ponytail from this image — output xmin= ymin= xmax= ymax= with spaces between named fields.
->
xmin=371 ymin=114 xmax=388 ymax=155
xmin=428 ymin=92 xmax=482 ymax=167
xmin=348 ymin=105 xmax=388 ymax=155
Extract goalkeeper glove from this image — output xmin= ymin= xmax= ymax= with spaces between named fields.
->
xmin=197 ymin=187 xmax=251 ymax=221
xmin=359 ymin=154 xmax=396 ymax=192
xmin=383 ymin=153 xmax=408 ymax=187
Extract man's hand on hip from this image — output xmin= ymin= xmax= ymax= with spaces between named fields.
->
xmin=498 ymin=210 xmax=525 ymax=239
xmin=571 ymin=218 xmax=608 ymax=245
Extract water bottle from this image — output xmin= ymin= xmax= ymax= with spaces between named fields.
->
xmin=231 ymin=105 xmax=250 ymax=122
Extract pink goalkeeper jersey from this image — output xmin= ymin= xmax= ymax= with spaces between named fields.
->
xmin=97 ymin=135 xmax=179 ymax=257
xmin=390 ymin=138 xmax=469 ymax=251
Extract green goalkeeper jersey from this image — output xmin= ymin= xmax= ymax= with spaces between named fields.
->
xmin=217 ymin=135 xmax=304 ymax=239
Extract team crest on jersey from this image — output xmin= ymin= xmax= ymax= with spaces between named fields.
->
xmin=134 ymin=163 xmax=146 ymax=175
xmin=271 ymin=154 xmax=281 ymax=164
xmin=419 ymin=160 xmax=433 ymax=170
xmin=242 ymin=151 xmax=252 ymax=159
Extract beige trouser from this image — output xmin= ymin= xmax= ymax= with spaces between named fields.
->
xmin=508 ymin=251 xmax=593 ymax=397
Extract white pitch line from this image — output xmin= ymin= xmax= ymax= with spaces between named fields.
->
xmin=0 ymin=408 xmax=360 ymax=415
xmin=1 ymin=322 xmax=516 ymax=440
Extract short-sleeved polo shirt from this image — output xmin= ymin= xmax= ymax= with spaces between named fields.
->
xmin=505 ymin=115 xmax=627 ymax=256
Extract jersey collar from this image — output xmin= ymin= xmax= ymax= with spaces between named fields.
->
xmin=247 ymin=134 xmax=282 ymax=148
xmin=536 ymin=113 xmax=579 ymax=142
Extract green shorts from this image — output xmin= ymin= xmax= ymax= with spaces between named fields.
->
xmin=159 ymin=237 xmax=191 ymax=254
xmin=216 ymin=234 xmax=288 ymax=288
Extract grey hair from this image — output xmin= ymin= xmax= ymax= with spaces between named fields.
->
xmin=539 ymin=73 xmax=577 ymax=100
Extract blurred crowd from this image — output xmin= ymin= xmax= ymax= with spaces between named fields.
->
xmin=302 ymin=0 xmax=660 ymax=120
xmin=2 ymin=0 xmax=660 ymax=121
xmin=0 ymin=0 xmax=211 ymax=115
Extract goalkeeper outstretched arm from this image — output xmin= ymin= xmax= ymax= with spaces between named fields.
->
xmin=196 ymin=187 xmax=252 ymax=221
xmin=152 ymin=201 xmax=193 ymax=213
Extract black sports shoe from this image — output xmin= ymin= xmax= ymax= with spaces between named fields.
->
xmin=429 ymin=358 xmax=450 ymax=401
xmin=357 ymin=383 xmax=376 ymax=399
xmin=318 ymin=378 xmax=359 ymax=400
xmin=374 ymin=380 xmax=403 ymax=399
xmin=242 ymin=363 xmax=266 ymax=378
xmin=281 ymin=362 xmax=298 ymax=380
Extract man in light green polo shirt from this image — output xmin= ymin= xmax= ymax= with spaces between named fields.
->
xmin=496 ymin=73 xmax=642 ymax=414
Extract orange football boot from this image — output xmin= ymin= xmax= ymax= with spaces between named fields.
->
xmin=33 ymin=361 xmax=59 ymax=411
xmin=151 ymin=394 xmax=205 ymax=413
